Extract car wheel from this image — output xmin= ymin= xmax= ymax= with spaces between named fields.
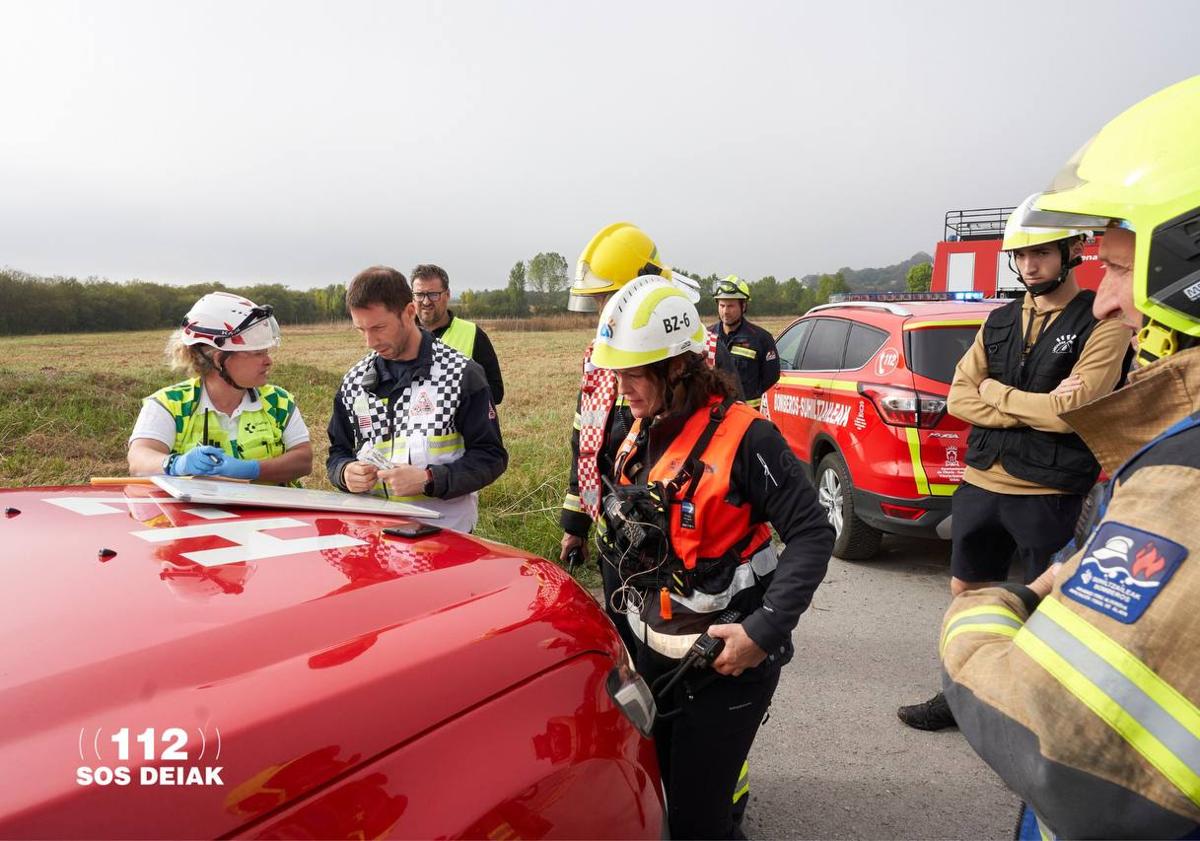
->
xmin=816 ymin=452 xmax=882 ymax=560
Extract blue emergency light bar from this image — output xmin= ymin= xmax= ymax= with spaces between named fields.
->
xmin=828 ymin=291 xmax=984 ymax=303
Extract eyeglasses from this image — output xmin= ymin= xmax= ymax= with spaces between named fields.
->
xmin=413 ymin=291 xmax=445 ymax=302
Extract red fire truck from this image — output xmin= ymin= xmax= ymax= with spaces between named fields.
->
xmin=930 ymin=206 xmax=1106 ymax=297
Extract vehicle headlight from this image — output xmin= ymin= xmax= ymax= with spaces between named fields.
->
xmin=606 ymin=659 xmax=656 ymax=738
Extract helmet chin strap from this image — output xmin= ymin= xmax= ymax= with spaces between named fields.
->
xmin=1017 ymin=240 xmax=1082 ymax=297
xmin=205 ymin=348 xmax=247 ymax=390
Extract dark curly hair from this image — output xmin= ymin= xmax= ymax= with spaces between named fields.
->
xmin=642 ymin=351 xmax=741 ymax=419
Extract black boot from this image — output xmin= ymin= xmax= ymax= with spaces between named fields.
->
xmin=897 ymin=690 xmax=956 ymax=731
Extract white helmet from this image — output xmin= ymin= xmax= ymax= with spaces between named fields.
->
xmin=591 ymin=276 xmax=708 ymax=370
xmin=181 ymin=292 xmax=281 ymax=351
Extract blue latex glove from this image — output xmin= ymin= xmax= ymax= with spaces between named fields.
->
xmin=210 ymin=456 xmax=261 ymax=481
xmin=170 ymin=445 xmax=226 ymax=476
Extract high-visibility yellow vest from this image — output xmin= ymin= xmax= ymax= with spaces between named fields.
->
xmin=148 ymin=378 xmax=297 ymax=483
xmin=439 ymin=316 xmax=478 ymax=358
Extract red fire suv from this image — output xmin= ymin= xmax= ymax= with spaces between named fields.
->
xmin=762 ymin=295 xmax=1005 ymax=559
xmin=0 ymin=485 xmax=663 ymax=838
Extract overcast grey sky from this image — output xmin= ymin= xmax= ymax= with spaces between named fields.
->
xmin=2 ymin=1 xmax=1197 ymax=290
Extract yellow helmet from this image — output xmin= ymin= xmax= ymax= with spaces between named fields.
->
xmin=713 ymin=275 xmax=752 ymax=301
xmin=569 ymin=223 xmax=672 ymax=312
xmin=1024 ymin=75 xmax=1200 ymax=360
xmin=1001 ymin=194 xmax=1087 ymax=252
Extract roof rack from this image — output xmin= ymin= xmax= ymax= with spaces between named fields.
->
xmin=827 ymin=291 xmax=985 ymax=304
xmin=944 ymin=206 xmax=1017 ymax=241
xmin=808 ymin=301 xmax=912 ymax=317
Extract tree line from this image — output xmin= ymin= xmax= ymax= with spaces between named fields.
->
xmin=0 ymin=270 xmax=347 ymax=336
xmin=0 ymin=254 xmax=934 ymax=335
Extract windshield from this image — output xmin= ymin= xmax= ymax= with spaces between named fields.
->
xmin=906 ymin=326 xmax=979 ymax=385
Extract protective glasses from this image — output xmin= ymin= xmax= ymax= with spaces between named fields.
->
xmin=714 ymin=280 xmax=745 ymax=297
xmin=413 ymin=291 xmax=445 ymax=302
xmin=183 ymin=305 xmax=277 ymax=347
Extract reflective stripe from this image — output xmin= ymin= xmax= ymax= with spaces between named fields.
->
xmin=731 ymin=345 xmax=757 ymax=359
xmin=667 ymin=546 xmax=778 ymax=615
xmin=930 ymin=483 xmax=957 ymax=496
xmin=941 ymin=620 xmax=1019 ymax=655
xmin=627 ymin=611 xmax=700 ymax=659
xmin=905 ymin=427 xmax=931 ymax=495
xmin=572 ymin=412 xmax=582 ymax=431
xmin=775 ymin=375 xmax=859 ymax=392
xmin=563 ymin=493 xmax=583 ymax=514
xmin=746 ymin=397 xmax=761 ymax=408
xmin=733 ymin=760 xmax=750 ymax=802
xmin=1016 ymin=599 xmax=1200 ymax=807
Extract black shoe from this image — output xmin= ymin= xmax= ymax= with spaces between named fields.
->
xmin=897 ymin=691 xmax=957 ymax=731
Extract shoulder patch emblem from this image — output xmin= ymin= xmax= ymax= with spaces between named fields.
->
xmin=1062 ymin=521 xmax=1187 ymax=623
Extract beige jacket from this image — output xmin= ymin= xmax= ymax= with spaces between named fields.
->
xmin=941 ymin=346 xmax=1200 ymax=838
xmin=948 ymin=291 xmax=1133 ymax=494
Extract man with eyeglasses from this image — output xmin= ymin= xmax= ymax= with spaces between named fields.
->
xmin=412 ymin=264 xmax=505 ymax=405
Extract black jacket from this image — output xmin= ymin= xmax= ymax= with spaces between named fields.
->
xmin=326 ymin=330 xmax=507 ymax=498
xmin=711 ymin=318 xmax=781 ymax=403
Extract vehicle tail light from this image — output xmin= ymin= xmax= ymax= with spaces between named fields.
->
xmin=858 ymin=383 xmax=946 ymax=428
xmin=880 ymin=502 xmax=926 ymax=520
xmin=606 ymin=658 xmax=656 ymax=737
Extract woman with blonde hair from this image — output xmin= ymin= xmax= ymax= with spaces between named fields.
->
xmin=127 ymin=292 xmax=312 ymax=484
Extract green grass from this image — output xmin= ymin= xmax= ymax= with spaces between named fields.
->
xmin=0 ymin=317 xmax=796 ymax=587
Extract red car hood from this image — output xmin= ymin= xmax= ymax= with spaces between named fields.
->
xmin=0 ymin=486 xmax=620 ymax=838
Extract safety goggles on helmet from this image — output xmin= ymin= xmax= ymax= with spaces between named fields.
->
xmin=181 ymin=292 xmax=282 ymax=352
xmin=713 ymin=276 xmax=750 ymax=301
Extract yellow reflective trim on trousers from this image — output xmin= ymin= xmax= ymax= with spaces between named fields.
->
xmin=905 ymin=427 xmax=931 ymax=495
xmin=1017 ymin=602 xmax=1200 ymax=808
xmin=733 ymin=759 xmax=750 ymax=802
xmin=903 ymin=319 xmax=985 ymax=330
xmin=1040 ymin=599 xmax=1200 ymax=742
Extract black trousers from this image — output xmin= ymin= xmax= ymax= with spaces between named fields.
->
xmin=637 ymin=644 xmax=781 ymax=840
xmin=950 ymin=482 xmax=1084 ymax=584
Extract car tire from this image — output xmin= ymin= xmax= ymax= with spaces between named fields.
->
xmin=816 ymin=452 xmax=883 ymax=560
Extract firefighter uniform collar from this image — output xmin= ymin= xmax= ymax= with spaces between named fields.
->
xmin=1063 ymin=345 xmax=1200 ymax=474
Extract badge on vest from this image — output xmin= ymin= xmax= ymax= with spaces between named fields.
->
xmin=1062 ymin=521 xmax=1187 ymax=623
xmin=353 ymin=394 xmax=372 ymax=434
xmin=680 ymin=500 xmax=696 ymax=530
xmin=1052 ymin=334 xmax=1078 ymax=354
xmin=410 ymin=387 xmax=437 ymax=420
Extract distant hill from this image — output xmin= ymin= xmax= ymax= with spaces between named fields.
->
xmin=802 ymin=251 xmax=932 ymax=292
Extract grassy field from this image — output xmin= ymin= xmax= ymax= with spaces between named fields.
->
xmin=0 ymin=316 xmax=796 ymax=583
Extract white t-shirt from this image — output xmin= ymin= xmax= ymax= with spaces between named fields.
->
xmin=129 ymin=386 xmax=310 ymax=452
